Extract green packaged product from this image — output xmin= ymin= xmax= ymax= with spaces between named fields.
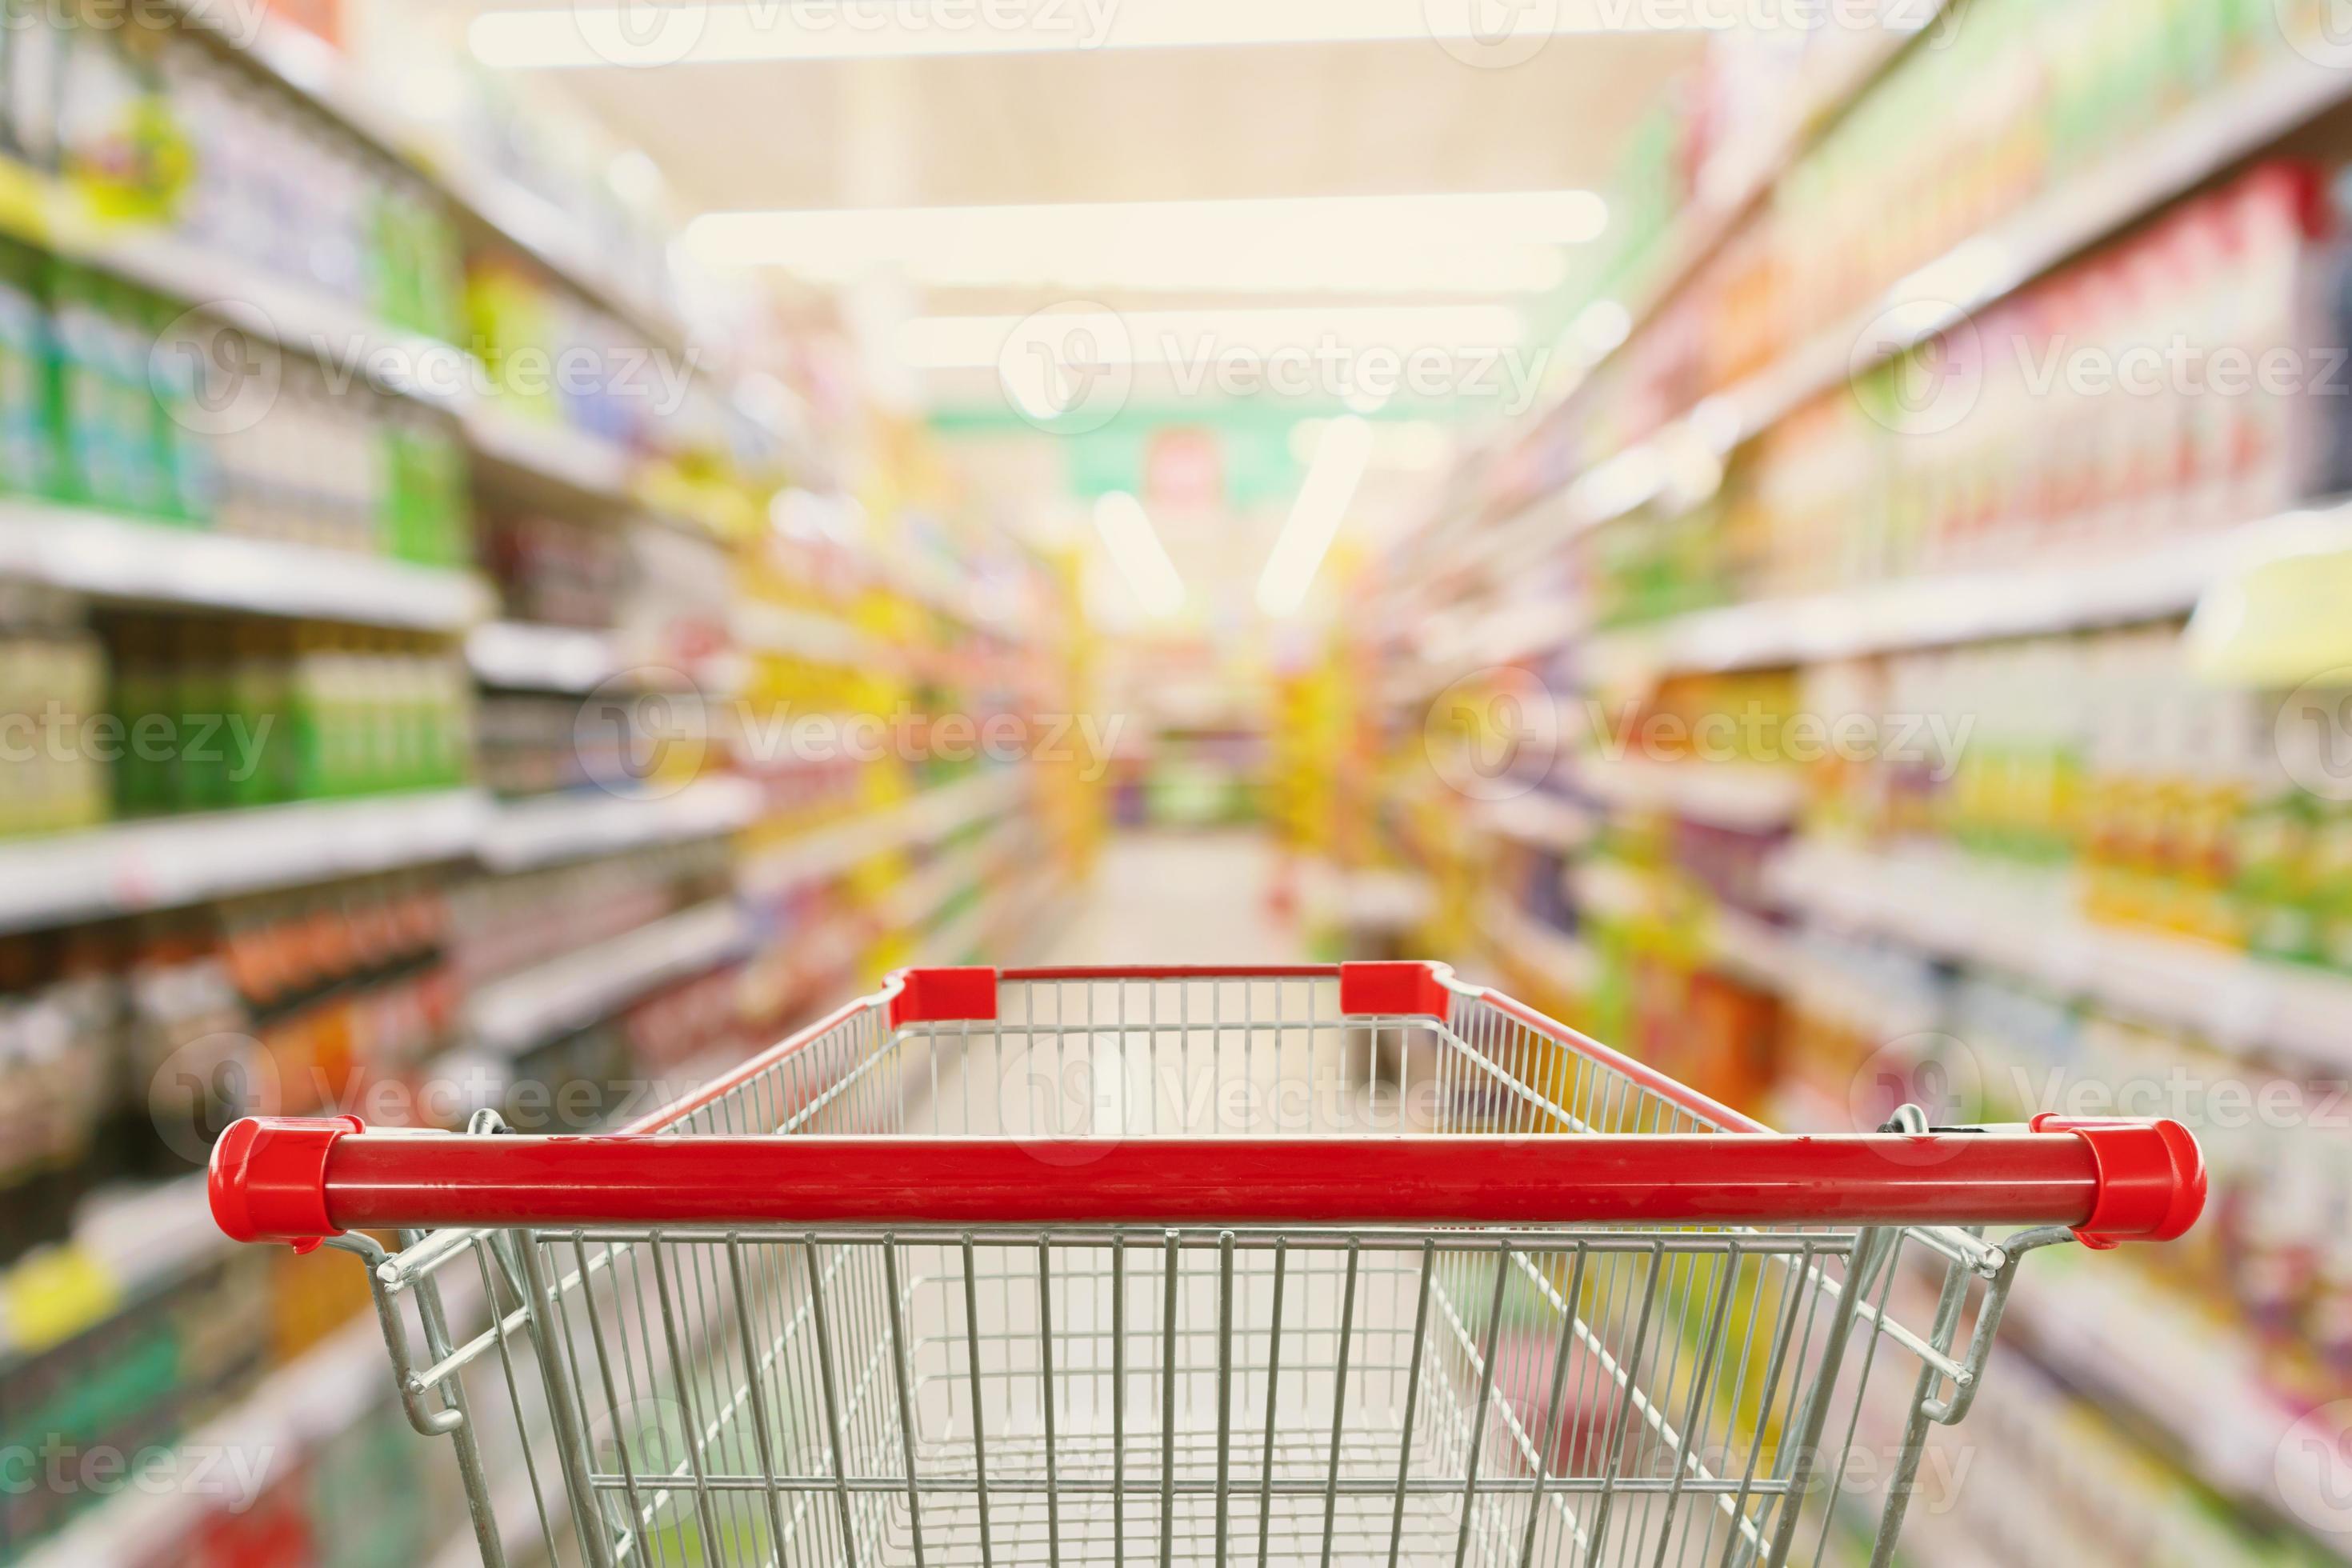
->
xmin=0 ymin=238 xmax=54 ymax=497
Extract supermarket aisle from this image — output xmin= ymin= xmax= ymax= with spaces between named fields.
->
xmin=1044 ymin=830 xmax=1305 ymax=966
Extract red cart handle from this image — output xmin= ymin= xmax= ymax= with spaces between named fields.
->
xmin=210 ymin=1116 xmax=2204 ymax=1250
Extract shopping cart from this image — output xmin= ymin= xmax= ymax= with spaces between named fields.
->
xmin=209 ymin=962 xmax=2202 ymax=1568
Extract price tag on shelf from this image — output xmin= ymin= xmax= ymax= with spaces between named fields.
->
xmin=2 ymin=1246 xmax=121 ymax=1359
xmin=0 ymin=156 xmax=54 ymax=246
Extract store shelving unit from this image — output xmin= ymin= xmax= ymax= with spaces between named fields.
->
xmin=1356 ymin=18 xmax=2352 ymax=1558
xmin=1478 ymin=890 xmax=1598 ymax=997
xmin=1566 ymin=47 xmax=2352 ymax=533
xmin=1995 ymin=1260 xmax=2336 ymax=1561
xmin=738 ymin=770 xmax=1026 ymax=900
xmin=0 ymin=1172 xmax=218 ymax=1361
xmin=0 ymin=8 xmax=1101 ymax=1566
xmin=466 ymin=898 xmax=747 ymax=1056
xmin=462 ymin=619 xmax=635 ymax=692
xmin=16 ymin=1310 xmax=394 ymax=1568
xmin=475 ymin=778 xmax=766 ymax=872
xmin=0 ymin=789 xmax=488 ymax=934
xmin=1443 ymin=8 xmax=1953 ymax=539
xmin=150 ymin=0 xmax=812 ymax=460
xmin=0 ymin=777 xmax=772 ymax=934
xmin=1587 ymin=502 xmax=2352 ymax=682
xmin=0 ymin=501 xmax=494 ymax=630
xmin=1770 ymin=838 xmax=2352 ymax=1073
xmin=1573 ymin=758 xmax=1808 ymax=834
xmin=459 ymin=402 xmax=642 ymax=510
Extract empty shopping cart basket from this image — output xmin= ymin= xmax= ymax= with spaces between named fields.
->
xmin=209 ymin=962 xmax=2203 ymax=1567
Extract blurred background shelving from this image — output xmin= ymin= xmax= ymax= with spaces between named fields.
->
xmin=1304 ymin=4 xmax=2352 ymax=1562
xmin=0 ymin=3 xmax=1098 ymax=1562
xmin=6 ymin=0 xmax=2352 ymax=1563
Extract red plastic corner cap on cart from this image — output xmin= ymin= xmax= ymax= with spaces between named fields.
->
xmin=2032 ymin=1113 xmax=2207 ymax=1248
xmin=210 ymin=1113 xmax=365 ymax=1251
xmin=887 ymin=966 xmax=999 ymax=1026
xmin=1337 ymin=960 xmax=1453 ymax=1019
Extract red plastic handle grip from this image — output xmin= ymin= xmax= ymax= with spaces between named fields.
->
xmin=209 ymin=1119 xmax=2207 ymax=1244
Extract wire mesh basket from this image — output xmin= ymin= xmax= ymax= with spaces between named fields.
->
xmin=209 ymin=962 xmax=2204 ymax=1567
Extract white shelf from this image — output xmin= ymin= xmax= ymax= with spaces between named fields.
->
xmin=428 ymin=155 xmax=690 ymax=359
xmin=1565 ymin=859 xmax=1796 ymax=990
xmin=734 ymin=602 xmax=887 ymax=667
xmin=2000 ymin=1259 xmax=2314 ymax=1538
xmin=156 ymin=0 xmax=830 ymax=470
xmin=465 ymin=620 xmax=633 ymax=692
xmin=0 ymin=501 xmax=493 ymax=629
xmin=1588 ymin=505 xmax=2352 ymax=679
xmin=1420 ymin=13 xmax=1942 ymax=553
xmin=462 ymin=402 xmax=640 ymax=507
xmin=1477 ymin=790 xmax=1594 ymax=852
xmin=1298 ymin=859 xmax=1434 ymax=936
xmin=1571 ymin=14 xmax=1935 ymax=381
xmin=1770 ymin=839 xmax=2352 ymax=1070
xmin=0 ymin=1174 xmax=222 ymax=1362
xmin=1478 ymin=893 xmax=1599 ymax=996
xmin=739 ymin=770 xmax=1025 ymax=899
xmin=884 ymin=814 xmax=1027 ymax=933
xmin=155 ymin=0 xmax=689 ymax=358
xmin=477 ymin=776 xmax=763 ymax=872
xmin=467 ymin=898 xmax=746 ymax=1055
xmin=0 ymin=790 xmax=486 ymax=934
xmin=1575 ymin=759 xmax=1808 ymax=834
xmin=1570 ymin=51 xmax=2352 ymax=531
xmin=55 ymin=204 xmax=474 ymax=410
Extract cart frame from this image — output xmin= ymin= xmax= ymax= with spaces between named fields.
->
xmin=210 ymin=962 xmax=2203 ymax=1568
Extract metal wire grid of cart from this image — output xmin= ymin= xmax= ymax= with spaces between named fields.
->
xmin=206 ymin=962 xmax=2205 ymax=1567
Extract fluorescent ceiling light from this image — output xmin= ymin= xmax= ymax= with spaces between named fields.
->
xmin=901 ymin=304 xmax=1527 ymax=370
xmin=687 ymin=193 xmax=1602 ymax=294
xmin=472 ymin=0 xmax=1732 ymax=70
xmin=1258 ymin=416 xmax=1374 ymax=618
xmin=1093 ymin=491 xmax=1186 ymax=618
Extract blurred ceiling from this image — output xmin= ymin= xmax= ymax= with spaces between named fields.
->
xmin=406 ymin=2 xmax=1701 ymax=617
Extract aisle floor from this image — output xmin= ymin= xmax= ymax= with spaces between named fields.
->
xmin=1043 ymin=830 xmax=1304 ymax=966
